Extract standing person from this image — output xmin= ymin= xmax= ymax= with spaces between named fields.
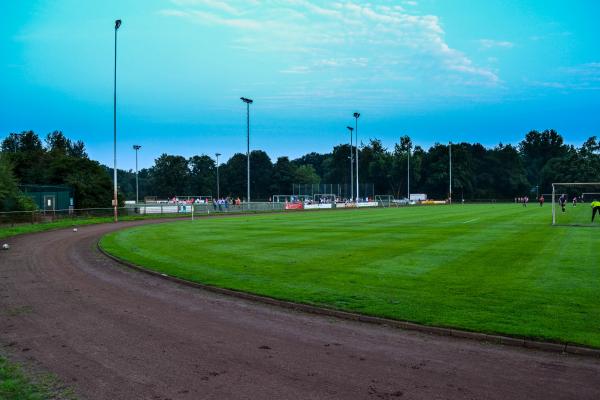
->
xmin=559 ymin=194 xmax=567 ymax=212
xmin=539 ymin=195 xmax=545 ymax=207
xmin=592 ymin=199 xmax=600 ymax=222
xmin=573 ymin=196 xmax=578 ymax=207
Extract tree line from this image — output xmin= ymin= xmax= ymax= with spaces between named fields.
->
xmin=1 ymin=129 xmax=599 ymax=211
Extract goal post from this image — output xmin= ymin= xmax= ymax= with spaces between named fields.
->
xmin=375 ymin=195 xmax=394 ymax=207
xmin=551 ymin=182 xmax=600 ymax=226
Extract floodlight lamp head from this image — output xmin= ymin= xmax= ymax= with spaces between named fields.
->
xmin=115 ymin=19 xmax=122 ymax=30
xmin=347 ymin=126 xmax=354 ymax=132
xmin=133 ymin=145 xmax=141 ymax=150
xmin=240 ymin=97 xmax=253 ymax=104
xmin=353 ymin=112 xmax=360 ymax=119
xmin=215 ymin=152 xmax=221 ymax=157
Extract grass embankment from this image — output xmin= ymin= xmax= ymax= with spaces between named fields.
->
xmin=0 ymin=208 xmax=288 ymax=240
xmin=0 ymin=356 xmax=75 ymax=399
xmin=100 ymin=204 xmax=600 ymax=347
xmin=0 ymin=214 xmax=185 ymax=240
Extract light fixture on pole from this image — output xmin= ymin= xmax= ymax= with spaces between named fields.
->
xmin=215 ymin=152 xmax=221 ymax=199
xmin=113 ymin=19 xmax=122 ymax=222
xmin=240 ymin=97 xmax=253 ymax=202
xmin=347 ymin=126 xmax=354 ymax=201
xmin=353 ymin=112 xmax=360 ymax=202
xmin=133 ymin=145 xmax=141 ymax=204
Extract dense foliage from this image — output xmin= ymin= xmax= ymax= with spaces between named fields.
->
xmin=112 ymin=129 xmax=599 ymax=201
xmin=0 ymin=154 xmax=35 ymax=211
xmin=1 ymin=131 xmax=114 ymax=208
xmin=2 ymin=129 xmax=599 ymax=204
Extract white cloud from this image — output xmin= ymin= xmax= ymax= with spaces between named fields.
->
xmin=281 ymin=66 xmax=310 ymax=74
xmin=158 ymin=8 xmax=261 ymax=29
xmin=171 ymin=0 xmax=240 ymax=15
xmin=526 ymin=63 xmax=600 ymax=91
xmin=478 ymin=39 xmax=514 ymax=49
xmin=159 ymin=0 xmax=500 ymax=97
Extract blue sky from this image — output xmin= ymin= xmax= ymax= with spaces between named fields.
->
xmin=2 ymin=0 xmax=600 ymax=170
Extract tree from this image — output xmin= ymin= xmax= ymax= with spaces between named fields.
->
xmin=189 ymin=155 xmax=216 ymax=196
xmin=221 ymin=153 xmax=248 ymax=199
xmin=0 ymin=154 xmax=35 ymax=211
xmin=520 ymin=129 xmax=568 ymax=189
xmin=294 ymin=165 xmax=320 ymax=185
xmin=150 ymin=154 xmax=189 ymax=198
xmin=249 ymin=150 xmax=273 ymax=200
xmin=271 ymin=157 xmax=296 ymax=195
xmin=66 ymin=158 xmax=116 ymax=208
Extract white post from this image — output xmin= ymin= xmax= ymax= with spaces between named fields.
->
xmin=552 ymin=184 xmax=556 ymax=225
xmin=191 ymin=203 xmax=194 ymax=221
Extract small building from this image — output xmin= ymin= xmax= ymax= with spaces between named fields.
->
xmin=20 ymin=185 xmax=73 ymax=211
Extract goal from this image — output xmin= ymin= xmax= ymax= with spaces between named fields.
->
xmin=551 ymin=182 xmax=600 ymax=226
xmin=375 ymin=195 xmax=394 ymax=207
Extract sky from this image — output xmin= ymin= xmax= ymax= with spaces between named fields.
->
xmin=1 ymin=0 xmax=600 ymax=170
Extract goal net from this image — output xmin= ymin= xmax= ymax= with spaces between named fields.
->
xmin=551 ymin=182 xmax=600 ymax=226
xmin=375 ymin=195 xmax=394 ymax=207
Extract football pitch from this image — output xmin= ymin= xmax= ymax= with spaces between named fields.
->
xmin=100 ymin=204 xmax=600 ymax=348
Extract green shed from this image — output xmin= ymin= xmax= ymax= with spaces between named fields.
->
xmin=20 ymin=185 xmax=73 ymax=211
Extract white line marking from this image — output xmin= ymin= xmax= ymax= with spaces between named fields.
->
xmin=463 ymin=218 xmax=479 ymax=224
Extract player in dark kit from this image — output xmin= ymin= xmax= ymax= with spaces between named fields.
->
xmin=559 ymin=194 xmax=567 ymax=212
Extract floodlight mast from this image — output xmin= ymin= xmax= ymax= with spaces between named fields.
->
xmin=407 ymin=143 xmax=411 ymax=202
xmin=347 ymin=126 xmax=354 ymax=201
xmin=133 ymin=145 xmax=141 ymax=204
xmin=215 ymin=152 xmax=221 ymax=199
xmin=353 ymin=112 xmax=360 ymax=202
xmin=113 ymin=19 xmax=122 ymax=222
xmin=240 ymin=97 xmax=253 ymax=202
xmin=449 ymin=141 xmax=452 ymax=204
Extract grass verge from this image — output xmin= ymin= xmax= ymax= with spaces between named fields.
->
xmin=0 ymin=356 xmax=76 ymax=400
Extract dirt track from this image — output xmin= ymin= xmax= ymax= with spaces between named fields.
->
xmin=1 ymin=219 xmax=599 ymax=400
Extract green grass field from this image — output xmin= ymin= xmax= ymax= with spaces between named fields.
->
xmin=100 ymin=204 xmax=600 ymax=347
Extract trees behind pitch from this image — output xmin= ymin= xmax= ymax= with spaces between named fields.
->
xmin=2 ymin=128 xmax=600 ymax=203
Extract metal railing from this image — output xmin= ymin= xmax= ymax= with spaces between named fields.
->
xmin=0 ymin=203 xmax=287 ymax=226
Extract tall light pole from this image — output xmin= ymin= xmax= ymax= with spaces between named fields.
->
xmin=215 ymin=152 xmax=221 ymax=199
xmin=240 ymin=97 xmax=253 ymax=202
xmin=407 ymin=144 xmax=411 ymax=201
xmin=347 ymin=126 xmax=354 ymax=201
xmin=353 ymin=112 xmax=360 ymax=202
xmin=113 ymin=19 xmax=122 ymax=222
xmin=449 ymin=141 xmax=452 ymax=203
xmin=133 ymin=145 xmax=141 ymax=204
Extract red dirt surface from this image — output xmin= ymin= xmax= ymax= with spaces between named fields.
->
xmin=1 ymin=219 xmax=599 ymax=399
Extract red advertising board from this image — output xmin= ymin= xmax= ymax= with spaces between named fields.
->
xmin=285 ymin=202 xmax=304 ymax=210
